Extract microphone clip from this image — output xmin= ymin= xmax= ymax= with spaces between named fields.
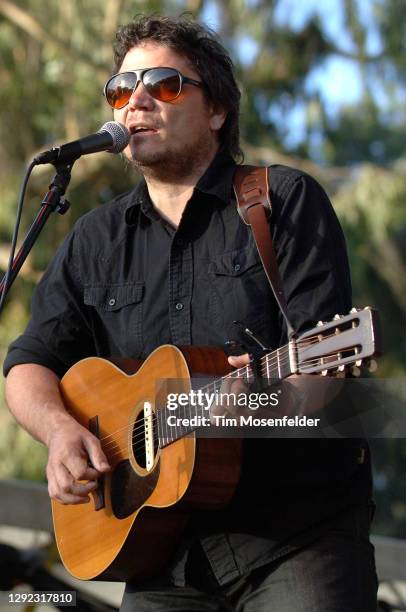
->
xmin=41 ymin=161 xmax=73 ymax=215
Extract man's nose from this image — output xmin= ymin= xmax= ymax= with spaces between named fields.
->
xmin=128 ymin=81 xmax=154 ymax=110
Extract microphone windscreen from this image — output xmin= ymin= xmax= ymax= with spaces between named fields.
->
xmin=99 ymin=121 xmax=130 ymax=153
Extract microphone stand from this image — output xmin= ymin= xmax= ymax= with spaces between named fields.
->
xmin=0 ymin=160 xmax=74 ymax=314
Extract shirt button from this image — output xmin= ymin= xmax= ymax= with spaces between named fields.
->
xmin=234 ymin=263 xmax=241 ymax=272
xmin=175 ymin=302 xmax=184 ymax=311
xmin=108 ymin=298 xmax=116 ymax=307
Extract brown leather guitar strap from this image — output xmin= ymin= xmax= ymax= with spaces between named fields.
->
xmin=233 ymin=165 xmax=295 ymax=339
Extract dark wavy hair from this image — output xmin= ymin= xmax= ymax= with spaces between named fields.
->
xmin=113 ymin=15 xmax=242 ymax=161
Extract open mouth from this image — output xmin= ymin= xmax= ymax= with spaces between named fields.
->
xmin=130 ymin=126 xmax=157 ymax=135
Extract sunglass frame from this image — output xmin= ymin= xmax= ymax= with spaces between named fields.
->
xmin=103 ymin=67 xmax=203 ymax=109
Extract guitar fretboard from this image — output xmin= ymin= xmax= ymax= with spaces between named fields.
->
xmin=156 ymin=346 xmax=293 ymax=447
xmin=151 ymin=307 xmax=378 ymax=447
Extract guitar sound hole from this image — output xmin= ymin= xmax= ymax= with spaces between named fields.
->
xmin=132 ymin=409 xmax=158 ymax=469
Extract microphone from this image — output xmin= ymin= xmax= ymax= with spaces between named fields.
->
xmin=34 ymin=121 xmax=130 ymax=165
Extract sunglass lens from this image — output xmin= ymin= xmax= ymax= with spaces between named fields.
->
xmin=106 ymin=73 xmax=137 ymax=109
xmin=144 ymin=68 xmax=181 ymax=101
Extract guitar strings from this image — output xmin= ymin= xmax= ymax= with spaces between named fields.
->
xmin=98 ymin=350 xmax=306 ymax=452
xmin=100 ymin=357 xmax=357 ymax=461
xmin=121 ymin=348 xmax=353 ymax=457
xmin=104 ymin=350 xmax=342 ymax=458
xmin=93 ymin=331 xmax=328 ymax=447
xmin=99 ymin=336 xmax=342 ymax=450
xmin=96 ymin=330 xmax=353 ymax=455
xmin=101 ymin=350 xmax=349 ymax=458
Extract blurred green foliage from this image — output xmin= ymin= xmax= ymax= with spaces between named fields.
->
xmin=0 ymin=0 xmax=405 ymax=536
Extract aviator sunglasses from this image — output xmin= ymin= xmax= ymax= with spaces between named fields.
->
xmin=104 ymin=67 xmax=203 ymax=109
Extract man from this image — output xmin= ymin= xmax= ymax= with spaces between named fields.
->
xmin=4 ymin=15 xmax=377 ymax=611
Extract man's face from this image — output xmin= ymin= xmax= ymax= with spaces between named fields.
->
xmin=113 ymin=42 xmax=226 ymax=174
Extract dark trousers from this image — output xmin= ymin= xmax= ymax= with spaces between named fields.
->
xmin=120 ymin=504 xmax=378 ymax=612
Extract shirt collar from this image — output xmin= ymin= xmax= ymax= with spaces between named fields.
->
xmin=124 ymin=148 xmax=238 ymax=226
xmin=125 ymin=180 xmax=156 ymax=225
xmin=194 ymin=148 xmax=237 ymax=204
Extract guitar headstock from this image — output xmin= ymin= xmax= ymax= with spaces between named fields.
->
xmin=297 ymin=307 xmax=381 ymax=376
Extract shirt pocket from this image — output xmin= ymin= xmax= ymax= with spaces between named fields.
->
xmin=208 ymin=245 xmax=263 ymax=277
xmin=84 ymin=282 xmax=144 ymax=358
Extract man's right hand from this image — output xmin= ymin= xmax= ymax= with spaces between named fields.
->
xmin=5 ymin=363 xmax=112 ymax=506
xmin=46 ymin=417 xmax=111 ymax=505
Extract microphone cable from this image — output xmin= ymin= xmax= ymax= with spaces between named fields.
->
xmin=0 ymin=159 xmax=37 ymax=315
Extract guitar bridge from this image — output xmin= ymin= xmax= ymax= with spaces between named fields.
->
xmin=143 ymin=402 xmax=155 ymax=470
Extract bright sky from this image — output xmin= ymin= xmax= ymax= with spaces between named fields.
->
xmin=201 ymin=0 xmax=387 ymax=150
xmin=274 ymin=0 xmax=382 ymax=107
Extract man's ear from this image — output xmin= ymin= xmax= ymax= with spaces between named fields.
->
xmin=209 ymin=105 xmax=228 ymax=131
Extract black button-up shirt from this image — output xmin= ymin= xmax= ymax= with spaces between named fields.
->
xmin=4 ymin=150 xmax=372 ymax=585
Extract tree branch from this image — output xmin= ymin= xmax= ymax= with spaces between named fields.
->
xmin=326 ymin=41 xmax=385 ymax=63
xmin=0 ymin=0 xmax=109 ymax=78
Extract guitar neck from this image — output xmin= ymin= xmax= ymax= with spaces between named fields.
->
xmin=157 ymin=344 xmax=293 ymax=447
xmin=156 ymin=307 xmax=380 ymax=446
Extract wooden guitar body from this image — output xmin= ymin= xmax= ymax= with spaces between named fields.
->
xmin=51 ymin=308 xmax=380 ymax=582
xmin=52 ymin=345 xmax=242 ymax=582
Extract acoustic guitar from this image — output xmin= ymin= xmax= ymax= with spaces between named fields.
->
xmin=52 ymin=307 xmax=380 ymax=582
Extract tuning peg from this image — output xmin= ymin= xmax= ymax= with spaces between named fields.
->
xmin=338 ymin=364 xmax=346 ymax=372
xmin=351 ymin=365 xmax=361 ymax=377
xmin=333 ymin=314 xmax=342 ymax=320
xmin=321 ymin=369 xmax=328 ymax=376
xmin=368 ymin=359 xmax=378 ymax=373
xmin=317 ymin=320 xmax=324 ymax=327
xmin=350 ymin=307 xmax=360 ymax=313
xmin=355 ymin=359 xmax=362 ymax=367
